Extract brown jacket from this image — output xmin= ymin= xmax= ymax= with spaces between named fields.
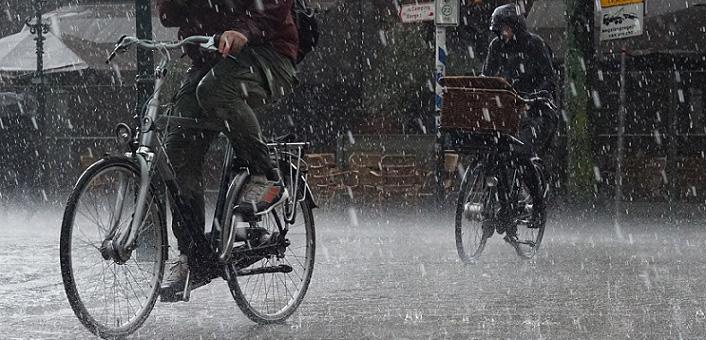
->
xmin=156 ymin=0 xmax=298 ymax=63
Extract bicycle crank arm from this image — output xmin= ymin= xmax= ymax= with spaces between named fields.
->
xmin=236 ymin=264 xmax=293 ymax=276
xmin=232 ymin=244 xmax=281 ymax=258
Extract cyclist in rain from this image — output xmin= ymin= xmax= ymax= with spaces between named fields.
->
xmin=156 ymin=0 xmax=298 ymax=299
xmin=482 ymin=3 xmax=558 ymax=236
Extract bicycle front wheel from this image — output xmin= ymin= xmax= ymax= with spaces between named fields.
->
xmin=225 ymin=197 xmax=315 ymax=323
xmin=455 ymin=161 xmax=494 ymax=263
xmin=59 ymin=157 xmax=166 ymax=338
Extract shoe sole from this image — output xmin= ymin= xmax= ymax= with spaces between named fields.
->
xmin=254 ymin=189 xmax=289 ymax=216
xmin=160 ymin=278 xmax=211 ymax=303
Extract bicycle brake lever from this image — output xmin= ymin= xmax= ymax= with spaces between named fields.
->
xmin=106 ymin=35 xmax=130 ymax=64
xmin=199 ymin=35 xmax=219 ymax=53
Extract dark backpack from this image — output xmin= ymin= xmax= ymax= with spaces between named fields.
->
xmin=293 ymin=0 xmax=319 ymax=64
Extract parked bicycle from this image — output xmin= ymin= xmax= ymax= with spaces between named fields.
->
xmin=59 ymin=35 xmax=316 ymax=339
xmin=440 ymin=76 xmax=555 ymax=262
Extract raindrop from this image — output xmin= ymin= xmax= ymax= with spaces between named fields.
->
xmin=482 ymin=107 xmax=490 ymax=121
xmin=591 ymin=90 xmax=601 ymax=108
xmin=378 ymin=30 xmax=387 ymax=46
xmin=346 ymin=130 xmax=355 ymax=144
xmin=593 ymin=166 xmax=602 ymax=182
xmin=677 ymin=89 xmax=685 ymax=103
xmin=653 ymin=130 xmax=662 ymax=145
xmin=569 ymin=81 xmax=577 ymax=97
xmin=347 ymin=207 xmax=359 ymax=227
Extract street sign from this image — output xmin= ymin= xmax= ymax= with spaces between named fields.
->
xmin=600 ymin=3 xmax=644 ymax=41
xmin=600 ymin=0 xmax=642 ymax=8
xmin=399 ymin=3 xmax=435 ymax=23
xmin=435 ymin=0 xmax=459 ymax=27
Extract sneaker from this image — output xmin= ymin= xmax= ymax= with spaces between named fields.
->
xmin=160 ymin=255 xmax=219 ymax=302
xmin=236 ymin=176 xmax=289 ymax=216
xmin=160 ymin=255 xmax=190 ymax=302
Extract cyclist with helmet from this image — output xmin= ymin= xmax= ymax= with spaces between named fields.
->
xmin=482 ymin=3 xmax=558 ymax=234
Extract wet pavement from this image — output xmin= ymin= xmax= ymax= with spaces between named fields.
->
xmin=1 ymin=203 xmax=706 ymax=339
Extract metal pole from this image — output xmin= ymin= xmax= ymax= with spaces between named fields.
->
xmin=26 ymin=0 xmax=49 ymax=119
xmin=135 ymin=0 xmax=154 ymax=118
xmin=614 ymin=48 xmax=626 ymax=236
xmin=25 ymin=0 xmax=50 ymax=195
xmin=434 ymin=25 xmax=447 ymax=204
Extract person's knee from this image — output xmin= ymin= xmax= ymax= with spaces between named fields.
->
xmin=196 ymin=78 xmax=252 ymax=118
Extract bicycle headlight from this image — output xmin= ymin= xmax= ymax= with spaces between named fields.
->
xmin=115 ymin=123 xmax=133 ymax=145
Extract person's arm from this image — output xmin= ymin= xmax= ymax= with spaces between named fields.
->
xmin=532 ymin=39 xmax=556 ymax=96
xmin=218 ymin=0 xmax=294 ymax=56
xmin=481 ymin=38 xmax=501 ymax=76
xmin=156 ymin=0 xmax=188 ymax=27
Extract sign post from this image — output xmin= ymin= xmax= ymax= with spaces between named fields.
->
xmin=599 ymin=0 xmax=644 ymax=234
xmin=399 ymin=2 xmax=435 ymax=23
xmin=433 ymin=0 xmax=459 ymax=204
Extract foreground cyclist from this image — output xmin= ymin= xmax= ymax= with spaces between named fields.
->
xmin=156 ymin=0 xmax=298 ymax=299
xmin=481 ymin=4 xmax=558 ymax=235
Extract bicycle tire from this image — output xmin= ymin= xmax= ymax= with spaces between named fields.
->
xmin=221 ymin=170 xmax=315 ymax=323
xmin=60 ymin=156 xmax=166 ymax=339
xmin=455 ymin=161 xmax=494 ymax=263
xmin=507 ymin=163 xmax=546 ymax=260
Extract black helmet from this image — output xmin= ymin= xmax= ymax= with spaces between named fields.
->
xmin=489 ymin=4 xmax=527 ymax=34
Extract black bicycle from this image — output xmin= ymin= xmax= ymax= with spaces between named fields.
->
xmin=59 ymin=35 xmax=316 ymax=339
xmin=440 ymin=77 xmax=554 ymax=262
xmin=454 ymin=137 xmax=547 ymax=261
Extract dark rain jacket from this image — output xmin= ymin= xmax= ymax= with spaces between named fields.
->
xmin=156 ymin=0 xmax=299 ymax=64
xmin=482 ymin=32 xmax=556 ymax=99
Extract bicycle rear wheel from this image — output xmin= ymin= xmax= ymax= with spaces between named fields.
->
xmin=455 ymin=161 xmax=494 ymax=263
xmin=60 ymin=157 xmax=166 ymax=338
xmin=223 ymin=188 xmax=315 ymax=323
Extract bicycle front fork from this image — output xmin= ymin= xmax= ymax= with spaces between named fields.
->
xmin=101 ymin=153 xmax=153 ymax=264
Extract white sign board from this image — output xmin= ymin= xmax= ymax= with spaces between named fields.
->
xmin=435 ymin=0 xmax=459 ymax=27
xmin=399 ymin=3 xmax=435 ymax=23
xmin=600 ymin=3 xmax=644 ymax=41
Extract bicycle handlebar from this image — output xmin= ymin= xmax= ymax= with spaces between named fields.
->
xmin=106 ymin=35 xmax=218 ymax=64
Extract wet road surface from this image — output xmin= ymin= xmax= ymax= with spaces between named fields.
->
xmin=1 ymin=203 xmax=706 ymax=339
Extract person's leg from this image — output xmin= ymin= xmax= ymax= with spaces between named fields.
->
xmin=195 ymin=47 xmax=297 ymax=214
xmin=517 ymin=103 xmax=557 ymax=228
xmin=164 ymin=66 xmax=218 ymax=275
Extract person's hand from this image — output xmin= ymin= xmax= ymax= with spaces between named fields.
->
xmin=218 ymin=31 xmax=248 ymax=58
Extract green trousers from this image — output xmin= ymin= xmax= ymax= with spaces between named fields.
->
xmin=165 ymin=46 xmax=297 ymax=264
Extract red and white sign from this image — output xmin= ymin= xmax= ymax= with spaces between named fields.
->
xmin=399 ymin=3 xmax=435 ymax=23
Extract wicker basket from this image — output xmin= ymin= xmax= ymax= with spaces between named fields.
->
xmin=440 ymin=77 xmax=526 ymax=135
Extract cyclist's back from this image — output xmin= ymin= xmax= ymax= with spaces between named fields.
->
xmin=156 ymin=0 xmax=299 ymax=297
